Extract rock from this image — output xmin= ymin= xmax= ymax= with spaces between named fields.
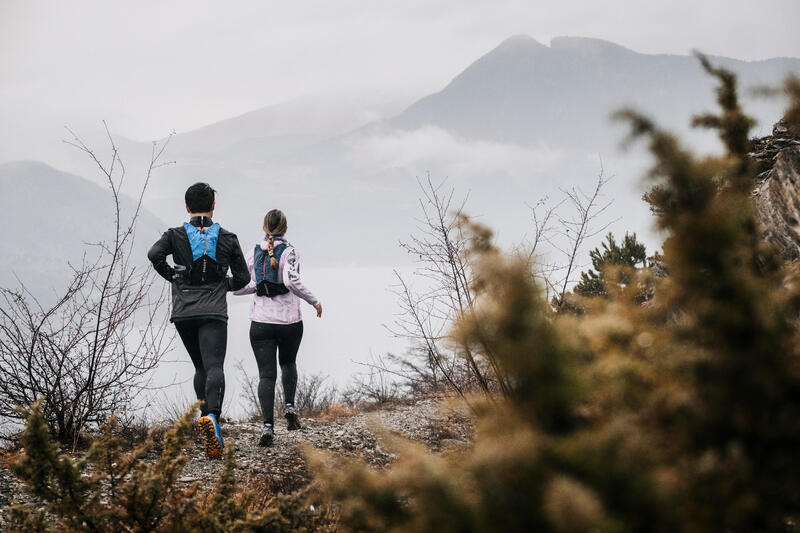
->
xmin=438 ymin=438 xmax=464 ymax=449
xmin=752 ymin=122 xmax=800 ymax=261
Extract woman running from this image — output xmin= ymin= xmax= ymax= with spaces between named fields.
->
xmin=234 ymin=209 xmax=322 ymax=446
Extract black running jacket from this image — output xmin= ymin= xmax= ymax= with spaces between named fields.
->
xmin=147 ymin=216 xmax=250 ymax=322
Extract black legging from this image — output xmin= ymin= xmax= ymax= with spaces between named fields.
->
xmin=249 ymin=321 xmax=303 ymax=425
xmin=175 ymin=318 xmax=227 ymax=417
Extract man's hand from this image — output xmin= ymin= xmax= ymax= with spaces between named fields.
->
xmin=172 ymin=264 xmax=187 ymax=281
xmin=314 ymin=302 xmax=323 ymax=318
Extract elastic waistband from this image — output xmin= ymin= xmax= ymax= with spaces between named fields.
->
xmin=171 ymin=315 xmax=228 ymax=324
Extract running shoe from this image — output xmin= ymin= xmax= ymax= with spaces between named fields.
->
xmin=285 ymin=404 xmax=302 ymax=431
xmin=258 ymin=423 xmax=275 ymax=447
xmin=197 ymin=413 xmax=224 ymax=459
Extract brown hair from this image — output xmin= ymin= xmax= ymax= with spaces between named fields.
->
xmin=263 ymin=209 xmax=288 ymax=270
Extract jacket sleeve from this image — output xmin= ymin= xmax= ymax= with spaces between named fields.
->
xmin=147 ymin=230 xmax=175 ymax=282
xmin=233 ymin=247 xmax=256 ymax=295
xmin=282 ymin=248 xmax=319 ymax=306
xmin=226 ymin=234 xmax=252 ymax=292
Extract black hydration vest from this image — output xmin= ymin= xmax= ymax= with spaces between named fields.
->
xmin=254 ymin=238 xmax=290 ymax=297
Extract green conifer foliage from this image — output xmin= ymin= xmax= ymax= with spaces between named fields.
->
xmin=9 ymin=402 xmax=204 ymax=531
xmin=8 ymin=401 xmax=331 ymax=532
xmin=574 ymin=232 xmax=648 ymax=299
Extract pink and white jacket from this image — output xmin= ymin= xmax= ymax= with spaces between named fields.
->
xmin=233 ymin=238 xmax=319 ymax=325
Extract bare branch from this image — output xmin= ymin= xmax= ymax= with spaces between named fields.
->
xmin=0 ymin=124 xmax=173 ymax=444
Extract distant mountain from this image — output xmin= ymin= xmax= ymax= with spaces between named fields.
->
xmin=52 ymin=93 xmax=411 ymax=213
xmin=0 ymin=161 xmax=164 ymax=296
xmin=118 ymin=93 xmax=413 ymax=247
xmin=168 ymin=93 xmax=410 ymax=156
xmin=374 ymin=35 xmax=799 ymax=145
xmin=52 ymin=36 xmax=800 ymax=269
xmin=156 ymin=36 xmax=798 ymax=157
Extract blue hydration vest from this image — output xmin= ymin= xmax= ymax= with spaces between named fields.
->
xmin=254 ymin=237 xmax=290 ymax=297
xmin=183 ymin=222 xmax=221 ymax=284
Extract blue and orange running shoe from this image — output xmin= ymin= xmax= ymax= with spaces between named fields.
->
xmin=197 ymin=413 xmax=224 ymax=459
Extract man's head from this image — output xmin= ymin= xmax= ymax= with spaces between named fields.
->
xmin=185 ymin=182 xmax=216 ymax=215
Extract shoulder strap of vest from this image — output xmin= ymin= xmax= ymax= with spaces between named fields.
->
xmin=254 ymin=245 xmax=267 ymax=283
xmin=184 ymin=222 xmax=221 ymax=261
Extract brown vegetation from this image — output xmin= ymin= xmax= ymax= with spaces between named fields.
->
xmin=309 ymin=58 xmax=800 ymax=532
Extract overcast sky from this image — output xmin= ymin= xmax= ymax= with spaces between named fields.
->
xmin=2 ymin=0 xmax=799 ymax=160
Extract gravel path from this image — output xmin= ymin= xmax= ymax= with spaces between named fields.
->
xmin=178 ymin=397 xmax=473 ymax=491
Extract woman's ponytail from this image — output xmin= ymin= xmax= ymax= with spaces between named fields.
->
xmin=263 ymin=209 xmax=288 ymax=271
xmin=267 ymin=234 xmax=278 ymax=270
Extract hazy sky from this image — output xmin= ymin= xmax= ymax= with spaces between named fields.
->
xmin=3 ymin=1 xmax=800 ymax=399
xmin=2 ymin=0 xmax=800 ymax=159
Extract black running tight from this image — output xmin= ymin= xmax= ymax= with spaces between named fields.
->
xmin=175 ymin=318 xmax=227 ymax=417
xmin=249 ymin=321 xmax=303 ymax=424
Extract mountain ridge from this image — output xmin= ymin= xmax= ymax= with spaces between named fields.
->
xmin=374 ymin=35 xmax=800 ymax=146
xmin=133 ymin=35 xmax=800 ymax=153
xmin=0 ymin=160 xmax=164 ymax=296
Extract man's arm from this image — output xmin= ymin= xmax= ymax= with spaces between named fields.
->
xmin=147 ymin=230 xmax=175 ymax=281
xmin=226 ymin=234 xmax=251 ymax=291
xmin=233 ymin=247 xmax=256 ymax=295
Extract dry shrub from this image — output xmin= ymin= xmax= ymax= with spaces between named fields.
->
xmin=239 ymin=361 xmax=346 ymax=423
xmin=0 ymin=128 xmax=173 ymax=447
xmin=310 ymin=58 xmax=800 ymax=532
xmin=421 ymin=408 xmax=473 ymax=451
xmin=7 ymin=401 xmax=333 ymax=532
xmin=342 ymin=360 xmax=404 ymax=410
xmin=285 ymin=373 xmax=341 ymax=418
xmin=245 ymin=477 xmax=339 ymax=532
xmin=316 ymin=404 xmax=360 ymax=422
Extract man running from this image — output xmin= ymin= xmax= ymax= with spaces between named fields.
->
xmin=147 ymin=183 xmax=250 ymax=459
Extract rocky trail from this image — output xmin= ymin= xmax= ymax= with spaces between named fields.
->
xmin=177 ymin=397 xmax=472 ymax=493
xmin=0 ymin=397 xmax=473 ymax=526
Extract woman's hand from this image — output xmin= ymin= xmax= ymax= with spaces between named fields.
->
xmin=314 ymin=302 xmax=323 ymax=318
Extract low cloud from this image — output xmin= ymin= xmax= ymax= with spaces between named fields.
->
xmin=345 ymin=126 xmax=566 ymax=179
